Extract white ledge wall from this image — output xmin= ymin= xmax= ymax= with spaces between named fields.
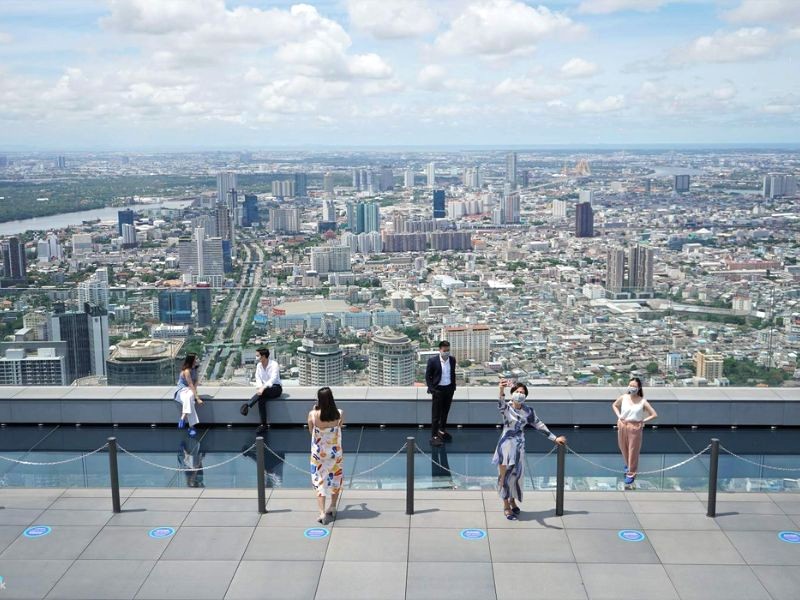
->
xmin=0 ymin=386 xmax=798 ymax=426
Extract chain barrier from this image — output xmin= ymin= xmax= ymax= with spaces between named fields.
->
xmin=566 ymin=444 xmax=712 ymax=476
xmin=351 ymin=443 xmax=408 ymax=477
xmin=262 ymin=443 xmax=312 ymax=475
xmin=118 ymin=443 xmax=255 ymax=472
xmin=414 ymin=443 xmax=558 ymax=482
xmin=719 ymin=445 xmax=800 ymax=473
xmin=0 ymin=443 xmax=109 ymax=466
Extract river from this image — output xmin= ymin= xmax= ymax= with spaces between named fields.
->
xmin=0 ymin=200 xmax=194 ymax=236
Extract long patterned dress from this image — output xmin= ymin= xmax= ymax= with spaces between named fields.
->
xmin=310 ymin=412 xmax=344 ymax=497
xmin=492 ymin=396 xmax=556 ymax=502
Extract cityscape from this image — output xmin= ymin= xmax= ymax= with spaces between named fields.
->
xmin=0 ymin=148 xmax=797 ymax=390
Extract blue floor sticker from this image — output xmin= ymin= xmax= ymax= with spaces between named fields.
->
xmin=778 ymin=531 xmax=800 ymax=544
xmin=460 ymin=529 xmax=487 ymax=540
xmin=304 ymin=527 xmax=330 ymax=539
xmin=23 ymin=525 xmax=52 ymax=538
xmin=148 ymin=527 xmax=175 ymax=539
xmin=618 ymin=530 xmax=645 ymax=542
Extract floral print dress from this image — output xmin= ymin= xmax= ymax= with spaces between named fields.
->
xmin=310 ymin=413 xmax=344 ymax=497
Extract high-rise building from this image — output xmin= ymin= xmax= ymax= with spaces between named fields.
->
xmin=380 ymin=167 xmax=394 ymax=191
xmin=521 ymin=169 xmax=530 ymax=189
xmin=674 ymin=175 xmax=690 ymax=193
xmin=56 ymin=155 xmax=66 ymax=169
xmin=433 ymin=190 xmax=446 ymax=219
xmin=695 ymin=351 xmax=724 ymax=382
xmin=0 ymin=343 xmax=67 ymax=386
xmin=215 ymin=204 xmax=232 ymax=242
xmin=368 ymin=328 xmax=415 ymax=386
xmin=503 ymin=191 xmax=520 ymax=224
xmin=271 ymin=180 xmax=296 ymax=198
xmin=762 ymin=174 xmax=797 ymax=198
xmin=106 ymin=339 xmax=185 ymax=386
xmin=1 ymin=237 xmax=26 ymax=283
xmin=216 ymin=172 xmax=237 ymax=205
xmin=78 ymin=267 xmax=109 ymax=309
xmin=322 ymin=198 xmax=337 ymax=223
xmin=579 ymin=190 xmax=594 ymax=206
xmin=463 ymin=167 xmax=481 ymax=189
xmin=429 ymin=231 xmax=473 ymax=251
xmin=71 ymin=233 xmax=92 ymax=255
xmin=23 ymin=311 xmax=49 ymax=341
xmin=297 ymin=337 xmax=344 ymax=386
xmin=445 ymin=324 xmax=490 ymax=363
xmin=117 ymin=209 xmax=135 ymax=237
xmin=346 ymin=201 xmax=380 ymax=234
xmin=404 ymin=168 xmax=415 ymax=188
xmin=158 ymin=290 xmax=193 ymax=324
xmin=575 ymin=202 xmax=594 ymax=237
xmin=195 ymin=284 xmax=212 ymax=327
xmin=552 ymin=199 xmax=567 ymax=218
xmin=37 ymin=234 xmax=62 ymax=263
xmin=506 ymin=152 xmax=517 ymax=189
xmin=178 ymin=227 xmax=225 ymax=287
xmin=628 ymin=244 xmax=654 ymax=296
xmin=121 ymin=223 xmax=137 ymax=248
xmin=323 ymin=172 xmax=335 ymax=196
xmin=382 ymin=233 xmax=428 ymax=252
xmin=242 ymin=194 xmax=259 ymax=227
xmin=50 ymin=303 xmax=109 ymax=383
xmin=426 ymin=162 xmax=435 ymax=188
xmin=606 ymin=248 xmax=626 ymax=296
xmin=268 ymin=207 xmax=301 ymax=233
xmin=294 ymin=172 xmax=308 ymax=197
xmin=310 ymin=246 xmax=351 ymax=273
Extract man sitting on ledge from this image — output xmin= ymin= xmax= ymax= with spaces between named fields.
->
xmin=240 ymin=347 xmax=282 ymax=434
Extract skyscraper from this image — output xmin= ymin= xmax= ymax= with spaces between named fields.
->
xmin=346 ymin=201 xmax=380 ymax=234
xmin=674 ymin=175 xmax=690 ymax=193
xmin=368 ymin=328 xmax=415 ymax=386
xmin=294 ymin=172 xmax=308 ymax=197
xmin=121 ymin=224 xmax=137 ymax=248
xmin=297 ymin=337 xmax=344 ymax=386
xmin=575 ymin=202 xmax=594 ymax=237
xmin=117 ymin=209 xmax=135 ymax=236
xmin=606 ymin=248 xmax=626 ymax=296
xmin=78 ymin=267 xmax=109 ymax=309
xmin=178 ymin=227 xmax=225 ymax=286
xmin=506 ymin=152 xmax=517 ymax=189
xmin=215 ymin=204 xmax=232 ymax=242
xmin=433 ymin=190 xmax=446 ymax=219
xmin=503 ymin=191 xmax=520 ymax=224
xmin=404 ymin=168 xmax=415 ymax=188
xmin=1 ymin=237 xmax=26 ymax=283
xmin=323 ymin=172 xmax=335 ymax=196
xmin=445 ymin=324 xmax=490 ymax=363
xmin=271 ymin=180 xmax=295 ymax=198
xmin=628 ymin=244 xmax=654 ymax=296
xmin=195 ymin=284 xmax=212 ymax=327
xmin=216 ymin=172 xmax=237 ymax=204
xmin=322 ymin=198 xmax=337 ymax=223
xmin=268 ymin=208 xmax=301 ymax=233
xmin=579 ymin=190 xmax=594 ymax=206
xmin=552 ymin=199 xmax=567 ymax=218
xmin=49 ymin=303 xmax=109 ymax=383
xmin=426 ymin=162 xmax=435 ymax=188
xmin=763 ymin=174 xmax=797 ymax=198
xmin=158 ymin=290 xmax=193 ymax=324
xmin=242 ymin=194 xmax=258 ymax=227
xmin=380 ymin=167 xmax=394 ymax=191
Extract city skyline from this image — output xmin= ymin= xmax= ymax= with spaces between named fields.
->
xmin=1 ymin=0 xmax=799 ymax=149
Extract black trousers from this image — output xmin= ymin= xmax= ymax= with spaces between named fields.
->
xmin=431 ymin=384 xmax=455 ymax=435
xmin=249 ymin=384 xmax=282 ymax=425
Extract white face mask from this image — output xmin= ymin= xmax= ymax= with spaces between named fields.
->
xmin=440 ymin=351 xmax=450 ymax=360
xmin=511 ymin=392 xmax=526 ymax=404
xmin=627 ymin=387 xmax=638 ymax=395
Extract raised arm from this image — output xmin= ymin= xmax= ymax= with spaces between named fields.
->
xmin=497 ymin=379 xmax=508 ymax=411
xmin=612 ymin=395 xmax=623 ymax=419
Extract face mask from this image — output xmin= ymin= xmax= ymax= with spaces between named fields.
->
xmin=627 ymin=387 xmax=638 ymax=395
xmin=440 ymin=351 xmax=450 ymax=360
xmin=511 ymin=392 xmax=526 ymax=404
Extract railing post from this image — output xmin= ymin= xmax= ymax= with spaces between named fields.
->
xmin=707 ymin=438 xmax=720 ymax=518
xmin=555 ymin=443 xmax=566 ymax=516
xmin=256 ymin=436 xmax=267 ymax=514
xmin=406 ymin=437 xmax=414 ymax=515
xmin=107 ymin=437 xmax=121 ymax=514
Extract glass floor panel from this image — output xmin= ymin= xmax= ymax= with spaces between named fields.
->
xmin=1 ymin=425 xmax=799 ymax=492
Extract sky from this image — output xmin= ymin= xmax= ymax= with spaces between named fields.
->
xmin=0 ymin=0 xmax=798 ymax=149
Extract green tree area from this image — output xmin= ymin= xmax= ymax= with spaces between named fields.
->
xmin=723 ymin=357 xmax=790 ymax=387
xmin=0 ymin=175 xmax=215 ymax=223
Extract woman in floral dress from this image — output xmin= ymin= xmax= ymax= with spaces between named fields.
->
xmin=493 ymin=380 xmax=566 ymax=520
xmin=308 ymin=387 xmax=344 ymax=524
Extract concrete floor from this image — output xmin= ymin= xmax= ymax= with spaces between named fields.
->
xmin=0 ymin=487 xmax=799 ymax=599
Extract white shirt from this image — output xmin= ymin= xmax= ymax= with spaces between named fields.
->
xmin=255 ymin=359 xmax=281 ymax=389
xmin=619 ymin=394 xmax=645 ymax=422
xmin=439 ymin=356 xmax=452 ymax=387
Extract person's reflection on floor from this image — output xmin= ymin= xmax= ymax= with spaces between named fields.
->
xmin=178 ymin=439 xmax=205 ymax=488
xmin=242 ymin=431 xmax=284 ymax=488
xmin=431 ymin=442 xmax=455 ymax=489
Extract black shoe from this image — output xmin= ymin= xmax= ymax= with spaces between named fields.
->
xmin=256 ymin=424 xmax=268 ymax=435
xmin=430 ymin=436 xmax=443 ymax=447
xmin=439 ymin=431 xmax=453 ymax=442
xmin=240 ymin=403 xmax=249 ymax=416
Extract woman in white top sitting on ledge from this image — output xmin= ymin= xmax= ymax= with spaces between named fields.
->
xmin=612 ymin=377 xmax=657 ymax=488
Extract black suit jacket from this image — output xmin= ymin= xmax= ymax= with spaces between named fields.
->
xmin=425 ymin=355 xmax=457 ymax=394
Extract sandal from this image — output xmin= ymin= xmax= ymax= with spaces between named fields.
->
xmin=504 ymin=508 xmax=517 ymax=521
xmin=510 ymin=504 xmax=521 ymax=515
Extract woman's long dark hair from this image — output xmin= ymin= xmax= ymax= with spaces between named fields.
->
xmin=316 ymin=387 xmax=340 ymax=422
xmin=629 ymin=377 xmax=644 ymax=398
xmin=182 ymin=353 xmax=197 ymax=370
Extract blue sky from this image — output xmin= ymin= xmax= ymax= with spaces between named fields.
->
xmin=0 ymin=0 xmax=798 ymax=149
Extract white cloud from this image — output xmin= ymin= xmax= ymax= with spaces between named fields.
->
xmin=578 ymin=0 xmax=669 ymax=15
xmin=102 ymin=0 xmax=224 ymax=34
xmin=634 ymin=79 xmax=739 ymax=116
xmin=347 ymin=0 xmax=438 ymax=39
xmin=725 ymin=0 xmax=800 ymax=26
xmin=577 ymin=95 xmax=626 ymax=113
xmin=494 ymin=78 xmax=569 ymax=101
xmin=673 ymin=28 xmax=778 ymax=64
xmin=433 ymin=0 xmax=583 ymax=58
xmin=560 ymin=57 xmax=599 ymax=79
xmin=0 ymin=32 xmax=13 ymax=44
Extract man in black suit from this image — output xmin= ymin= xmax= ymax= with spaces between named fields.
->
xmin=426 ymin=340 xmax=457 ymax=447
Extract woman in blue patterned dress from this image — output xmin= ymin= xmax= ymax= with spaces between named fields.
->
xmin=493 ymin=380 xmax=566 ymax=520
